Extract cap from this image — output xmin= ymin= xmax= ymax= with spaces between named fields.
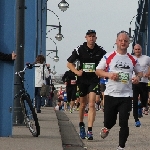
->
xmin=86 ymin=30 xmax=96 ymax=35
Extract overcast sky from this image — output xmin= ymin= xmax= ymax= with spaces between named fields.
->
xmin=46 ymin=0 xmax=139 ymax=75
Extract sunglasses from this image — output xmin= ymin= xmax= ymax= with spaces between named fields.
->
xmin=117 ymin=30 xmax=129 ymax=37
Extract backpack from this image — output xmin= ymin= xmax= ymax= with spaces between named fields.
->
xmin=40 ymin=84 xmax=50 ymax=97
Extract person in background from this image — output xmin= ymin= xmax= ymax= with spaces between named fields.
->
xmin=100 ymin=77 xmax=108 ymax=111
xmin=75 ymin=85 xmax=80 ymax=111
xmin=95 ymin=81 xmax=101 ymax=111
xmin=63 ymin=88 xmax=68 ymax=111
xmin=0 ymin=51 xmax=17 ymax=61
xmin=34 ymin=55 xmax=49 ymax=113
xmin=57 ymin=86 xmax=64 ymax=110
xmin=49 ymin=84 xmax=56 ymax=107
xmin=132 ymin=44 xmax=150 ymax=127
xmin=62 ymin=64 xmax=77 ymax=113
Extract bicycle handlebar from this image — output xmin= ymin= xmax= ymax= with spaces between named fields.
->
xmin=15 ymin=63 xmax=35 ymax=76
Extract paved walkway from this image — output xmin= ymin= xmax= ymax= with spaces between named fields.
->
xmin=64 ymin=109 xmax=150 ymax=150
xmin=0 ymin=107 xmax=63 ymax=150
xmin=1 ymin=107 xmax=150 ymax=150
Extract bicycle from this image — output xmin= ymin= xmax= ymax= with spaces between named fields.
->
xmin=14 ymin=63 xmax=40 ymax=137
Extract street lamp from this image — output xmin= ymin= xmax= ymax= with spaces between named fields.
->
xmin=51 ymin=66 xmax=57 ymax=75
xmin=46 ymin=9 xmax=63 ymax=41
xmin=113 ymin=43 xmax=116 ymax=49
xmin=46 ymin=37 xmax=59 ymax=62
xmin=58 ymin=0 xmax=69 ymax=12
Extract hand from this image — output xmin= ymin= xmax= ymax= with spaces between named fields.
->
xmin=108 ymin=72 xmax=119 ymax=81
xmin=46 ymin=64 xmax=50 ymax=67
xmin=75 ymin=70 xmax=83 ymax=76
xmin=12 ymin=51 xmax=17 ymax=60
xmin=143 ymin=72 xmax=150 ymax=77
xmin=132 ymin=77 xmax=140 ymax=84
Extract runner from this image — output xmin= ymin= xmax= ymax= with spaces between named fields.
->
xmin=67 ymin=29 xmax=106 ymax=140
xmin=96 ymin=31 xmax=142 ymax=149
xmin=132 ymin=44 xmax=150 ymax=127
xmin=62 ymin=64 xmax=77 ymax=113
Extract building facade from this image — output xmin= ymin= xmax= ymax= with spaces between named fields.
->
xmin=132 ymin=0 xmax=150 ymax=56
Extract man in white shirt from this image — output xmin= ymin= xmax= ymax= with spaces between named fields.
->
xmin=132 ymin=44 xmax=150 ymax=127
xmin=95 ymin=31 xmax=142 ymax=150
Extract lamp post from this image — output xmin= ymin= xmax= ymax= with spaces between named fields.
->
xmin=46 ymin=9 xmax=63 ymax=41
xmin=113 ymin=43 xmax=116 ymax=49
xmin=51 ymin=66 xmax=57 ymax=75
xmin=58 ymin=0 xmax=69 ymax=12
xmin=46 ymin=37 xmax=59 ymax=62
xmin=13 ymin=0 xmax=25 ymax=125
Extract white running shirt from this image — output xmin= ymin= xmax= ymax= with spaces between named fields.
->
xmin=96 ymin=51 xmax=141 ymax=97
xmin=133 ymin=55 xmax=150 ymax=83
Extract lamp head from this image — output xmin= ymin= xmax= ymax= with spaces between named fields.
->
xmin=55 ymin=33 xmax=63 ymax=41
xmin=58 ymin=0 xmax=69 ymax=12
xmin=53 ymin=56 xmax=59 ymax=62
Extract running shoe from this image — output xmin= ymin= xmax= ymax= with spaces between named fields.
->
xmin=144 ymin=110 xmax=148 ymax=115
xmin=142 ymin=108 xmax=148 ymax=115
xmin=117 ymin=146 xmax=125 ymax=150
xmin=87 ymin=131 xmax=93 ymax=140
xmin=135 ymin=120 xmax=141 ymax=127
xmin=79 ymin=125 xmax=86 ymax=139
xmin=70 ymin=108 xmax=73 ymax=113
xmin=100 ymin=127 xmax=109 ymax=139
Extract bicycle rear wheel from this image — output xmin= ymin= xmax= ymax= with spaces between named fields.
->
xmin=22 ymin=94 xmax=40 ymax=137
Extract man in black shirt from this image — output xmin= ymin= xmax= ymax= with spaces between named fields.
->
xmin=67 ymin=30 xmax=106 ymax=140
xmin=0 ymin=51 xmax=17 ymax=61
xmin=62 ymin=64 xmax=77 ymax=113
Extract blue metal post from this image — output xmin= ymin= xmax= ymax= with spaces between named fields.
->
xmin=0 ymin=0 xmax=16 ymax=136
xmin=37 ymin=0 xmax=42 ymax=55
xmin=24 ymin=0 xmax=37 ymax=99
xmin=41 ymin=0 xmax=47 ymax=56
xmin=147 ymin=0 xmax=150 ymax=57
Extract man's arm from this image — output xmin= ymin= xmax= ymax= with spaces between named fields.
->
xmin=67 ymin=47 xmax=82 ymax=76
xmin=0 ymin=52 xmax=12 ymax=61
xmin=132 ymin=61 xmax=143 ymax=84
xmin=0 ymin=51 xmax=17 ymax=61
xmin=67 ymin=63 xmax=78 ymax=74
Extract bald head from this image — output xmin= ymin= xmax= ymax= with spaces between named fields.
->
xmin=116 ymin=33 xmax=130 ymax=53
xmin=133 ymin=44 xmax=142 ymax=57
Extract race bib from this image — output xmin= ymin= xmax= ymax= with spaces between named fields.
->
xmin=83 ymin=63 xmax=95 ymax=72
xmin=71 ymin=80 xmax=76 ymax=84
xmin=118 ymin=72 xmax=129 ymax=84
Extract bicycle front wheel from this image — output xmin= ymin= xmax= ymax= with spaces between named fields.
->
xmin=23 ymin=94 xmax=40 ymax=137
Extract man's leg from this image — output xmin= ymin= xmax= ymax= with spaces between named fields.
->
xmin=70 ymin=86 xmax=77 ymax=113
xmin=66 ymin=86 xmax=72 ymax=112
xmin=100 ymin=95 xmax=118 ymax=139
xmin=132 ymin=84 xmax=141 ymax=126
xmin=78 ymin=83 xmax=88 ymax=139
xmin=139 ymin=83 xmax=148 ymax=115
xmin=86 ymin=83 xmax=101 ymax=140
xmin=78 ymin=95 xmax=87 ymax=139
xmin=88 ymin=92 xmax=96 ymax=127
xmin=118 ymin=97 xmax=131 ymax=149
